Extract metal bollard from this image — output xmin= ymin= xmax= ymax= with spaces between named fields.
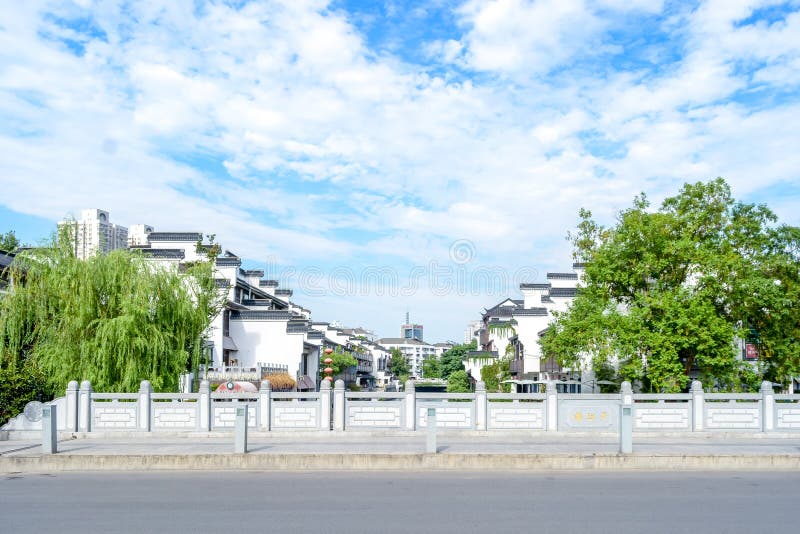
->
xmin=426 ymin=407 xmax=437 ymax=454
xmin=42 ymin=405 xmax=57 ymax=454
xmin=619 ymin=404 xmax=632 ymax=454
xmin=235 ymin=404 xmax=248 ymax=454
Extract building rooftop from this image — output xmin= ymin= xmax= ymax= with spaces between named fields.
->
xmin=140 ymin=248 xmax=185 ymax=259
xmin=230 ymin=310 xmax=291 ymax=321
xmin=546 ymin=272 xmax=578 ymax=280
xmin=148 ymin=232 xmax=202 ymax=242
xmin=511 ymin=308 xmax=549 ymax=316
xmin=520 ymin=283 xmax=551 ymax=290
xmin=259 ymin=280 xmax=279 ymax=287
xmin=550 ymin=287 xmax=578 ymax=298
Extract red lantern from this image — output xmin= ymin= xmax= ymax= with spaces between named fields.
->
xmin=324 ymin=348 xmax=333 ymax=355
xmin=324 ymin=367 xmax=333 ymax=374
xmin=323 ymin=357 xmax=333 ymax=365
xmin=324 ymin=376 xmax=333 ymax=381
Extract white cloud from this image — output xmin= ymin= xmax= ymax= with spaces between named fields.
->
xmin=1 ymin=0 xmax=799 ymax=339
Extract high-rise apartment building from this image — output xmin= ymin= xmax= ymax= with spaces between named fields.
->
xmin=128 ymin=224 xmax=154 ymax=246
xmin=58 ymin=209 xmax=128 ymax=259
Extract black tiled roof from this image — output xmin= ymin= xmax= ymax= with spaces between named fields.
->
xmin=148 ymin=232 xmax=202 ymax=242
xmin=512 ymin=308 xmax=548 ymax=316
xmin=547 ymin=272 xmax=578 ymax=280
xmin=0 ymin=250 xmax=15 ymax=269
xmin=286 ymin=320 xmax=309 ymax=333
xmin=214 ymin=279 xmax=231 ymax=288
xmin=216 ymin=257 xmax=242 ymax=267
xmin=520 ymin=283 xmax=551 ymax=289
xmin=259 ymin=280 xmax=279 ymax=287
xmin=230 ymin=310 xmax=291 ymax=321
xmin=307 ymin=329 xmax=325 ymax=340
xmin=275 ymin=289 xmax=293 ymax=296
xmin=140 ymin=248 xmax=185 ymax=259
xmin=241 ymin=269 xmax=264 ymax=277
xmin=550 ymin=287 xmax=577 ymax=297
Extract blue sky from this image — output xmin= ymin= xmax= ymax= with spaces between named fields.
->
xmin=1 ymin=0 xmax=799 ymax=342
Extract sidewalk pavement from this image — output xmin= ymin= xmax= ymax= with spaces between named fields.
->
xmin=2 ymin=433 xmax=800 ymax=472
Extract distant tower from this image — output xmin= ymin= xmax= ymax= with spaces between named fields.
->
xmin=401 ymin=313 xmax=424 ymax=342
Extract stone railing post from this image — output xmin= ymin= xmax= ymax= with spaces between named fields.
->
xmin=546 ymin=381 xmax=558 ymax=431
xmin=65 ymin=380 xmax=79 ymax=432
xmin=691 ymin=380 xmax=704 ymax=432
xmin=475 ymin=381 xmax=487 ymax=431
xmin=620 ymin=381 xmax=633 ymax=453
xmin=259 ymin=379 xmax=271 ymax=431
xmin=78 ymin=380 xmax=92 ymax=432
xmin=405 ymin=380 xmax=416 ymax=431
xmin=319 ymin=379 xmax=332 ymax=431
xmin=138 ymin=380 xmax=152 ymax=432
xmin=199 ymin=380 xmax=211 ymax=431
xmin=761 ymin=380 xmax=774 ymax=432
xmin=333 ymin=379 xmax=346 ymax=431
xmin=42 ymin=405 xmax=57 ymax=454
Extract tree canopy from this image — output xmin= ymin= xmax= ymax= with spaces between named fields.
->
xmin=440 ymin=343 xmax=469 ymax=380
xmin=388 ymin=348 xmax=409 ymax=378
xmin=540 ymin=178 xmax=800 ymax=392
xmin=0 ymin=237 xmax=223 ymax=393
xmin=446 ymin=369 xmax=471 ymax=393
xmin=0 ymin=230 xmax=20 ymax=253
xmin=421 ymin=356 xmax=441 ymax=379
xmin=321 ymin=348 xmax=358 ymax=378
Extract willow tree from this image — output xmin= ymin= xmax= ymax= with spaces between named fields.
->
xmin=541 ymin=178 xmax=800 ymax=392
xmin=0 ymin=236 xmax=223 ymax=393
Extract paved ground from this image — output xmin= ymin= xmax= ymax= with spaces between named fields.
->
xmin=1 ymin=471 xmax=797 ymax=533
xmin=3 ymin=433 xmax=800 ymax=456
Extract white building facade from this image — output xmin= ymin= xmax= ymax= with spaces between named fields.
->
xmin=58 ymin=209 xmax=128 ymax=259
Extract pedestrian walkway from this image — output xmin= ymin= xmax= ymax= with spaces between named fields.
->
xmin=2 ymin=432 xmax=800 ymax=472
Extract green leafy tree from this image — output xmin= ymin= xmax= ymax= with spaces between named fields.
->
xmin=0 ymin=236 xmax=224 ymax=394
xmin=440 ymin=344 xmax=468 ymax=380
xmin=320 ymin=349 xmax=358 ymax=378
xmin=0 ymin=230 xmax=20 ymax=253
xmin=481 ymin=357 xmax=511 ymax=392
xmin=388 ymin=348 xmax=409 ymax=377
xmin=421 ymin=356 xmax=441 ymax=379
xmin=446 ymin=369 xmax=471 ymax=393
xmin=541 ymin=178 xmax=800 ymax=392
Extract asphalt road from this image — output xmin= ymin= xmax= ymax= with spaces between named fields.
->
xmin=1 ymin=471 xmax=796 ymax=533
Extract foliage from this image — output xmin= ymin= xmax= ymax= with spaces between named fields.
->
xmin=440 ymin=343 xmax=469 ymax=380
xmin=446 ymin=370 xmax=471 ymax=393
xmin=0 ymin=360 xmax=53 ymax=427
xmin=0 ymin=230 xmax=20 ymax=253
xmin=263 ymin=373 xmax=295 ymax=391
xmin=321 ymin=349 xmax=358 ymax=378
xmin=0 ymin=236 xmax=224 ymax=393
xmin=421 ymin=356 xmax=441 ymax=379
xmin=481 ymin=357 xmax=511 ymax=392
xmin=487 ymin=321 xmax=516 ymax=338
xmin=388 ymin=348 xmax=410 ymax=377
xmin=541 ymin=178 xmax=800 ymax=392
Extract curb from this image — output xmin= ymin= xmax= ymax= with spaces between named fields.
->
xmin=3 ymin=453 xmax=800 ymax=473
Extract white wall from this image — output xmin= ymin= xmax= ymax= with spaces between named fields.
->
xmin=228 ymin=319 xmax=305 ymax=377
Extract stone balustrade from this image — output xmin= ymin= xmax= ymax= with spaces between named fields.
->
xmin=3 ymin=379 xmax=800 ymax=436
